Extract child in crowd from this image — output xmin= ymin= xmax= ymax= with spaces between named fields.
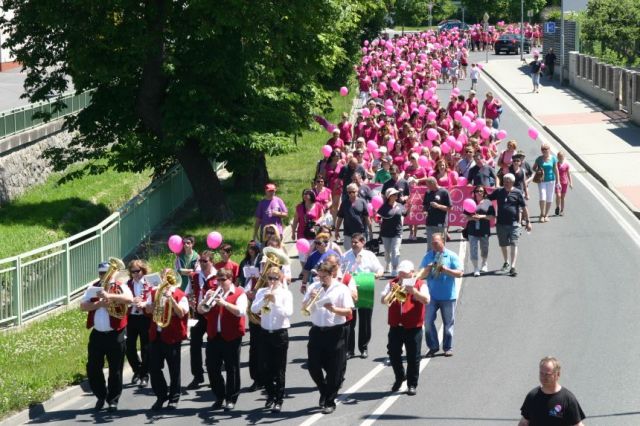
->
xmin=469 ymin=64 xmax=480 ymax=91
xmin=555 ymin=151 xmax=572 ymax=216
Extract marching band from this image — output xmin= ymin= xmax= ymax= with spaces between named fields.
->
xmin=81 ymin=228 xmax=453 ymax=415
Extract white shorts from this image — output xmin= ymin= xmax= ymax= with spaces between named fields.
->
xmin=538 ymin=180 xmax=555 ymax=202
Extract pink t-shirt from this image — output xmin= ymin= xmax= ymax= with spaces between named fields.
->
xmin=313 ymin=187 xmax=332 ymax=211
xmin=294 ymin=202 xmax=324 ymax=239
xmin=558 ymin=162 xmax=571 ymax=185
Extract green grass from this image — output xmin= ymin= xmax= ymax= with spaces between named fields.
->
xmin=0 ymin=88 xmax=355 ymax=420
xmin=0 ymin=166 xmax=151 ymax=259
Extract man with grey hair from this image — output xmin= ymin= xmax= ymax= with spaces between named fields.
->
xmin=487 ymin=173 xmax=532 ymax=277
xmin=335 ymin=183 xmax=370 ymax=249
xmin=518 ymin=356 xmax=585 ymax=425
xmin=422 ymin=177 xmax=451 ymax=246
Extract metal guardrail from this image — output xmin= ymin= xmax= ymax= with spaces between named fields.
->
xmin=0 ymin=164 xmax=197 ymax=327
xmin=0 ymin=91 xmax=92 ymax=140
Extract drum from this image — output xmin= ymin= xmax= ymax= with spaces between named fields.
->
xmin=353 ymin=272 xmax=375 ymax=309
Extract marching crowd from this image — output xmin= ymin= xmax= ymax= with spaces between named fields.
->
xmin=79 ymin=25 xmax=584 ymax=425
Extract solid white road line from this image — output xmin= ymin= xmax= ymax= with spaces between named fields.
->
xmin=481 ymin=72 xmax=640 ymax=249
xmin=358 ymin=241 xmax=467 ymax=426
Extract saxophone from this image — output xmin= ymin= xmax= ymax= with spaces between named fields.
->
xmin=152 ymin=269 xmax=179 ymax=328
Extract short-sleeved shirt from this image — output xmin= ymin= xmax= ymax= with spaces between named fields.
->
xmin=465 ymin=199 xmax=495 ymax=237
xmin=377 ymin=202 xmax=405 ymax=238
xmin=382 ymin=178 xmax=410 ymax=202
xmin=303 ymin=249 xmax=340 ymax=280
xmin=487 ymin=187 xmax=526 ymax=225
xmin=468 ymin=165 xmax=496 ymax=187
xmin=255 ymin=196 xmax=288 ymax=234
xmin=535 ymin=155 xmax=558 ymax=182
xmin=337 ymin=198 xmax=369 ymax=236
xmin=520 ymin=387 xmax=586 ymax=426
xmin=339 ymin=165 xmax=367 ymax=194
xmin=419 ymin=249 xmax=461 ymax=301
xmin=423 ymin=187 xmax=451 ymax=227
xmin=357 ymin=184 xmax=373 ymax=203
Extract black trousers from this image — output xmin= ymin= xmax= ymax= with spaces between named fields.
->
xmin=260 ymin=328 xmax=289 ymax=404
xmin=206 ymin=335 xmax=242 ymax=403
xmin=126 ymin=314 xmax=150 ymax=378
xmin=248 ymin=321 xmax=265 ymax=385
xmin=388 ymin=326 xmax=422 ymax=388
xmin=86 ymin=328 xmax=126 ymax=404
xmin=307 ymin=324 xmax=347 ymax=408
xmin=190 ymin=314 xmax=207 ymax=379
xmin=149 ymin=339 xmax=182 ymax=403
xmin=347 ymin=308 xmax=373 ymax=353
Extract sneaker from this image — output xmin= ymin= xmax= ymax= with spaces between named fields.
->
xmin=555 ymin=206 xmax=560 ymax=216
xmin=501 ymin=262 xmax=510 ymax=273
xmin=473 ymin=268 xmax=480 ymax=277
xmin=509 ymin=267 xmax=518 ymax=277
xmin=131 ymin=373 xmax=140 ymax=385
xmin=480 ymin=263 xmax=488 ymax=273
xmin=385 ymin=265 xmax=392 ymax=274
xmin=139 ymin=376 xmax=149 ymax=388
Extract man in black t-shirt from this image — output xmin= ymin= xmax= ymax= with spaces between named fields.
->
xmin=335 ymin=183 xmax=371 ymax=248
xmin=486 ymin=173 xmax=532 ymax=277
xmin=468 ymin=153 xmax=497 ymax=188
xmin=422 ymin=177 xmax=451 ymax=246
xmin=519 ymin=356 xmax=586 ymax=426
xmin=339 ymin=157 xmax=367 ymax=199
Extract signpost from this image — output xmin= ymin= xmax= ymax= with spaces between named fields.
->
xmin=483 ymin=12 xmax=489 ymax=63
xmin=544 ymin=22 xmax=556 ymax=34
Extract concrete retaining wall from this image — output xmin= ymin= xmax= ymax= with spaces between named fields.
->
xmin=0 ymin=120 xmax=74 ymax=204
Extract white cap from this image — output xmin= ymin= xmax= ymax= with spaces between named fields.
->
xmin=397 ymin=260 xmax=414 ymax=273
xmin=385 ymin=188 xmax=400 ymax=198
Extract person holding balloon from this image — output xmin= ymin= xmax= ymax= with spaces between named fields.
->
xmin=481 ymin=92 xmax=502 ymax=130
xmin=463 ymin=186 xmax=496 ymax=277
xmin=168 ymin=235 xmax=200 ymax=291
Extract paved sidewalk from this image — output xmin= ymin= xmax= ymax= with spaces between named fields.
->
xmin=483 ymin=57 xmax=640 ymax=217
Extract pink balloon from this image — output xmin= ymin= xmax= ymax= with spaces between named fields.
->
xmin=206 ymin=231 xmax=223 ymax=250
xmin=446 ymin=135 xmax=457 ymax=145
xmin=367 ymin=203 xmax=374 ymax=217
xmin=481 ymin=126 xmax=492 ymax=140
xmin=385 ymin=106 xmax=395 ymax=116
xmin=528 ymin=127 xmax=539 ymax=140
xmin=418 ymin=155 xmax=429 ymax=168
xmin=321 ymin=145 xmax=332 ymax=158
xmin=384 ymin=99 xmax=394 ymax=107
xmin=477 ymin=63 xmax=484 ymax=70
xmin=496 ymin=130 xmax=508 ymax=140
xmin=167 ymin=235 xmax=184 ymax=254
xmin=370 ymin=89 xmax=379 ymax=98
xmin=296 ymin=239 xmax=311 ymax=255
xmin=427 ymin=111 xmax=437 ymax=122
xmin=451 ymin=88 xmax=461 ymax=97
xmin=379 ymin=82 xmax=387 ymax=92
xmin=475 ymin=118 xmax=486 ymax=128
xmin=418 ymin=104 xmax=427 ymax=116
xmin=457 ymin=176 xmax=468 ymax=186
xmin=462 ymin=198 xmax=477 ymax=214
xmin=361 ymin=108 xmax=370 ymax=118
xmin=454 ymin=111 xmax=463 ymax=121
xmin=371 ymin=195 xmax=384 ymax=210
xmin=453 ymin=140 xmax=463 ymax=152
xmin=367 ymin=140 xmax=378 ymax=152
xmin=468 ymin=123 xmax=477 ymax=134
xmin=387 ymin=139 xmax=396 ymax=152
xmin=460 ymin=116 xmax=471 ymax=128
xmin=440 ymin=142 xmax=451 ymax=154
xmin=426 ymin=128 xmax=439 ymax=141
xmin=340 ymin=86 xmax=349 ymax=97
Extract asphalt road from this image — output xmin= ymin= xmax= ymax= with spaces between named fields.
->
xmin=6 ymin=50 xmax=640 ymax=426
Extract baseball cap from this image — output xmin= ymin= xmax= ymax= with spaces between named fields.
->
xmin=98 ymin=262 xmax=109 ymax=273
xmin=397 ymin=260 xmax=414 ymax=273
xmin=265 ymin=183 xmax=277 ymax=191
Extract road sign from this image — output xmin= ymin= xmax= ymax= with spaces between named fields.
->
xmin=545 ymin=22 xmax=556 ymax=34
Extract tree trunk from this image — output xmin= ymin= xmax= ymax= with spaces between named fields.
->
xmin=176 ymin=138 xmax=232 ymax=221
xmin=231 ymin=150 xmax=270 ymax=191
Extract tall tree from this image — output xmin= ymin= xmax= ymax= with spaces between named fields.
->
xmin=0 ymin=1 xmax=388 ymax=220
xmin=460 ymin=0 xmax=545 ymax=23
xmin=393 ymin=0 xmax=430 ymax=29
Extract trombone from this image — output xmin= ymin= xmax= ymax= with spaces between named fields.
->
xmin=301 ymin=286 xmax=325 ymax=316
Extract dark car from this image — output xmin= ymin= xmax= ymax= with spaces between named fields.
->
xmin=438 ymin=22 xmax=470 ymax=33
xmin=494 ymin=34 xmax=531 ymax=55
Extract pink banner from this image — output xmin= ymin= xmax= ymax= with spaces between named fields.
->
xmin=405 ymin=185 xmax=495 ymax=227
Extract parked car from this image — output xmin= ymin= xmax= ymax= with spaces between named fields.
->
xmin=438 ymin=21 xmax=470 ymax=32
xmin=494 ymin=34 xmax=531 ymax=55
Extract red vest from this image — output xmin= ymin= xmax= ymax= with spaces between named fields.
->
xmin=126 ymin=278 xmax=152 ymax=317
xmin=387 ymin=278 xmax=426 ymax=328
xmin=190 ymin=271 xmax=217 ymax=304
xmin=206 ymin=286 xmax=246 ymax=341
xmin=86 ymin=281 xmax=128 ymax=331
xmin=148 ymin=287 xmax=188 ymax=345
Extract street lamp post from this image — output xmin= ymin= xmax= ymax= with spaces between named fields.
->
xmin=461 ymin=6 xmax=465 ymax=26
xmin=483 ymin=12 xmax=489 ymax=63
xmin=520 ymin=0 xmax=524 ymax=61
xmin=560 ymin=0 xmax=565 ymax=84
xmin=428 ymin=2 xmax=434 ymax=28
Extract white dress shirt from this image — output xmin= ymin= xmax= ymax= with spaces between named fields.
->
xmin=217 ymin=284 xmax=248 ymax=333
xmin=303 ymin=280 xmax=354 ymax=327
xmin=82 ymin=283 xmax=133 ymax=332
xmin=130 ymin=279 xmax=146 ymax=315
xmin=250 ymin=284 xmax=293 ymax=331
xmin=342 ymin=248 xmax=384 ymax=275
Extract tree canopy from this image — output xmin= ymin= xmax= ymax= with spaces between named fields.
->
xmin=0 ymin=0 xmax=388 ymax=220
xmin=460 ymin=0 xmax=546 ymax=24
xmin=392 ymin=0 xmax=456 ymax=28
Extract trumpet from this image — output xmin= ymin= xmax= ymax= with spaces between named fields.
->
xmin=383 ymin=283 xmax=408 ymax=306
xmin=200 ymin=287 xmax=223 ymax=313
xmin=261 ymin=289 xmax=273 ymax=314
xmin=301 ymin=287 xmax=325 ymax=316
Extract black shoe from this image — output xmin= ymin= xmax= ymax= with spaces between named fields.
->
xmin=211 ymin=400 xmax=224 ymax=410
xmin=186 ymin=376 xmax=204 ymax=390
xmin=265 ymin=399 xmax=274 ymax=409
xmin=131 ymin=373 xmax=140 ymax=385
xmin=224 ymin=401 xmax=235 ymax=411
xmin=248 ymin=381 xmax=263 ymax=392
xmin=151 ymin=398 xmax=166 ymax=411
xmin=509 ymin=267 xmax=518 ymax=277
xmin=139 ymin=376 xmax=149 ymax=388
xmin=346 ymin=352 xmax=355 ymax=359
xmin=271 ymin=403 xmax=282 ymax=413
xmin=391 ymin=380 xmax=403 ymax=392
xmin=322 ymin=405 xmax=336 ymax=414
xmin=555 ymin=206 xmax=560 ymax=216
xmin=407 ymin=386 xmax=417 ymax=396
xmin=425 ymin=349 xmax=438 ymax=358
xmin=319 ymin=395 xmax=326 ymax=408
xmin=166 ymin=401 xmax=178 ymax=410
xmin=107 ymin=402 xmax=117 ymax=412
xmin=94 ymin=398 xmax=105 ymax=412
xmin=360 ymin=350 xmax=368 ymax=359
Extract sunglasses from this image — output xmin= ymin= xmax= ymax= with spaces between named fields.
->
xmin=267 ymin=276 xmax=280 ymax=281
xmin=314 ymin=241 xmax=327 ymax=245
xmin=199 ymin=259 xmax=209 ymax=264
xmin=130 ymin=269 xmax=141 ymax=273
xmin=473 ymin=190 xmax=485 ymax=194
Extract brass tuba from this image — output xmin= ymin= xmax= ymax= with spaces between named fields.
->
xmin=153 ymin=269 xmax=179 ymax=328
xmin=247 ymin=247 xmax=289 ymax=324
xmin=100 ymin=257 xmax=129 ymax=319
